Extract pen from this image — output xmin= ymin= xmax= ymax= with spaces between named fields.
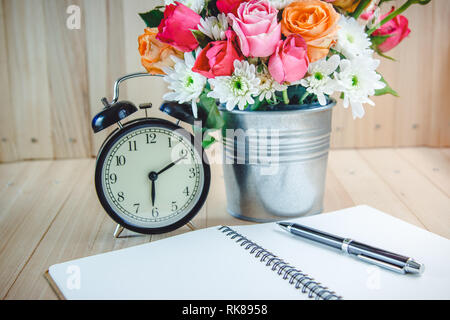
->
xmin=277 ymin=222 xmax=424 ymax=275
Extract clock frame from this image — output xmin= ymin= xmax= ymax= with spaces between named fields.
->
xmin=94 ymin=118 xmax=211 ymax=235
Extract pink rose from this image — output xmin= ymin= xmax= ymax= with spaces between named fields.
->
xmin=157 ymin=2 xmax=201 ymax=52
xmin=229 ymin=0 xmax=281 ymax=58
xmin=372 ymin=7 xmax=411 ymax=52
xmin=216 ymin=0 xmax=247 ymax=15
xmin=268 ymin=35 xmax=309 ymax=84
xmin=192 ymin=31 xmax=244 ymax=78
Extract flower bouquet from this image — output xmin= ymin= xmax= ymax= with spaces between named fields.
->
xmin=138 ymin=0 xmax=430 ymax=143
xmin=137 ymin=0 xmax=430 ymax=220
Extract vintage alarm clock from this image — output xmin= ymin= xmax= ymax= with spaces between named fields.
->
xmin=92 ymin=73 xmax=211 ymax=237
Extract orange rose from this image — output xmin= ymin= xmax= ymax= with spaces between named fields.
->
xmin=281 ymin=0 xmax=340 ymax=63
xmin=138 ymin=28 xmax=183 ymax=75
xmin=332 ymin=0 xmax=365 ymax=13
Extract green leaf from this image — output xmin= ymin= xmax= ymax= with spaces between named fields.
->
xmin=191 ymin=30 xmax=212 ymax=48
xmin=198 ymin=93 xmax=225 ymax=130
xmin=249 ymin=98 xmax=263 ymax=111
xmin=375 ymin=73 xmax=399 ymax=97
xmin=286 ymin=85 xmax=306 ymax=104
xmin=192 ymin=125 xmax=217 ymax=149
xmin=202 ymin=133 xmax=216 ymax=149
xmin=370 ymin=34 xmax=392 ymax=46
xmin=139 ymin=9 xmax=164 ymax=28
xmin=196 ymin=93 xmax=224 ymax=148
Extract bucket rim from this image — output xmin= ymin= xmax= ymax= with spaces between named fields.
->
xmin=218 ymin=98 xmax=336 ymax=115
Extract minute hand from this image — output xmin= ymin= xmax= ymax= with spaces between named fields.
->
xmin=151 ymin=180 xmax=156 ymax=206
xmin=157 ymin=155 xmax=187 ymax=175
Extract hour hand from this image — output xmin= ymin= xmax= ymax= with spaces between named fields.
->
xmin=157 ymin=155 xmax=187 ymax=175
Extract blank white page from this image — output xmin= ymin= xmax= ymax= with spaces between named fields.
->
xmin=48 ymin=205 xmax=450 ymax=299
xmin=49 ymin=226 xmax=304 ymax=300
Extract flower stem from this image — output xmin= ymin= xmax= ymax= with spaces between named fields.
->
xmin=282 ymin=89 xmax=290 ymax=105
xmin=351 ymin=0 xmax=372 ymax=19
xmin=367 ymin=0 xmax=414 ymax=35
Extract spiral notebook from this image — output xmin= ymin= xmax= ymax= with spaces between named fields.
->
xmin=46 ymin=206 xmax=450 ymax=300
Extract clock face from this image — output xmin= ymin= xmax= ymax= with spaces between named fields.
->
xmin=95 ymin=120 xmax=210 ymax=234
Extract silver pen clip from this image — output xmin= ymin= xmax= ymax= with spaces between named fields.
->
xmin=357 ymin=254 xmax=406 ymax=274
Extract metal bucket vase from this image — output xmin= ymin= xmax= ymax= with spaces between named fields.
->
xmin=219 ymin=100 xmax=335 ymax=222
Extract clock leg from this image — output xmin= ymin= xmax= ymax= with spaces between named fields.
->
xmin=186 ymin=222 xmax=196 ymax=231
xmin=114 ymin=224 xmax=124 ymax=238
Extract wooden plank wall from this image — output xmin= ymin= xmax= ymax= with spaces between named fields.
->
xmin=0 ymin=0 xmax=448 ymax=163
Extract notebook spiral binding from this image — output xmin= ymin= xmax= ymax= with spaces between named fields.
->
xmin=219 ymin=226 xmax=342 ymax=300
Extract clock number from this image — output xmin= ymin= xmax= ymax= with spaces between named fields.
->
xmin=146 ymin=133 xmax=156 ymax=144
xmin=152 ymin=207 xmax=159 ymax=218
xmin=128 ymin=140 xmax=137 ymax=152
xmin=189 ymin=168 xmax=196 ymax=179
xmin=109 ymin=173 xmax=117 ymax=184
xmin=117 ymin=192 xmax=125 ymax=202
xmin=133 ymin=203 xmax=140 ymax=214
xmin=183 ymin=187 xmax=190 ymax=197
xmin=115 ymin=155 xmax=126 ymax=166
xmin=168 ymin=137 xmax=172 ymax=148
xmin=171 ymin=201 xmax=178 ymax=212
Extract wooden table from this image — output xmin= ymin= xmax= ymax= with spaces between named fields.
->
xmin=0 ymin=148 xmax=449 ymax=300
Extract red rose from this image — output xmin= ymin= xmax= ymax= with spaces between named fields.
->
xmin=157 ymin=2 xmax=201 ymax=52
xmin=216 ymin=0 xmax=247 ymax=15
xmin=373 ymin=8 xmax=411 ymax=52
xmin=192 ymin=30 xmax=244 ymax=78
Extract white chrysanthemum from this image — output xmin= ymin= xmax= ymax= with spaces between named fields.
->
xmin=299 ymin=55 xmax=340 ymax=106
xmin=164 ymin=0 xmax=205 ymax=14
xmin=335 ymin=16 xmax=373 ymax=59
xmin=268 ymin=0 xmax=294 ymax=10
xmin=258 ymin=70 xmax=287 ymax=102
xmin=198 ymin=13 xmax=228 ymax=41
xmin=208 ymin=60 xmax=261 ymax=111
xmin=162 ymin=50 xmax=207 ymax=117
xmin=334 ymin=56 xmax=385 ymax=119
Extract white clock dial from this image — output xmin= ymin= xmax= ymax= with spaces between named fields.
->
xmin=100 ymin=125 xmax=205 ymax=230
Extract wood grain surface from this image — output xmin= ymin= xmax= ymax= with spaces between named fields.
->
xmin=0 ymin=148 xmax=448 ymax=299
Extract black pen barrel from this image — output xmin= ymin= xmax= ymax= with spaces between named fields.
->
xmin=348 ymin=241 xmax=410 ymax=264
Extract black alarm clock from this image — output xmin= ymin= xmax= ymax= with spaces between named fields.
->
xmin=92 ymin=73 xmax=210 ymax=237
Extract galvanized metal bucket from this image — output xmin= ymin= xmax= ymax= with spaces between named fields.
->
xmin=219 ymin=100 xmax=335 ymax=222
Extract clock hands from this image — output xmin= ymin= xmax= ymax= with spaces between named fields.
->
xmin=156 ymin=154 xmax=188 ymax=176
xmin=151 ymin=180 xmax=156 ymax=207
xmin=148 ymin=172 xmax=158 ymax=207
xmin=147 ymin=154 xmax=187 ymax=206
